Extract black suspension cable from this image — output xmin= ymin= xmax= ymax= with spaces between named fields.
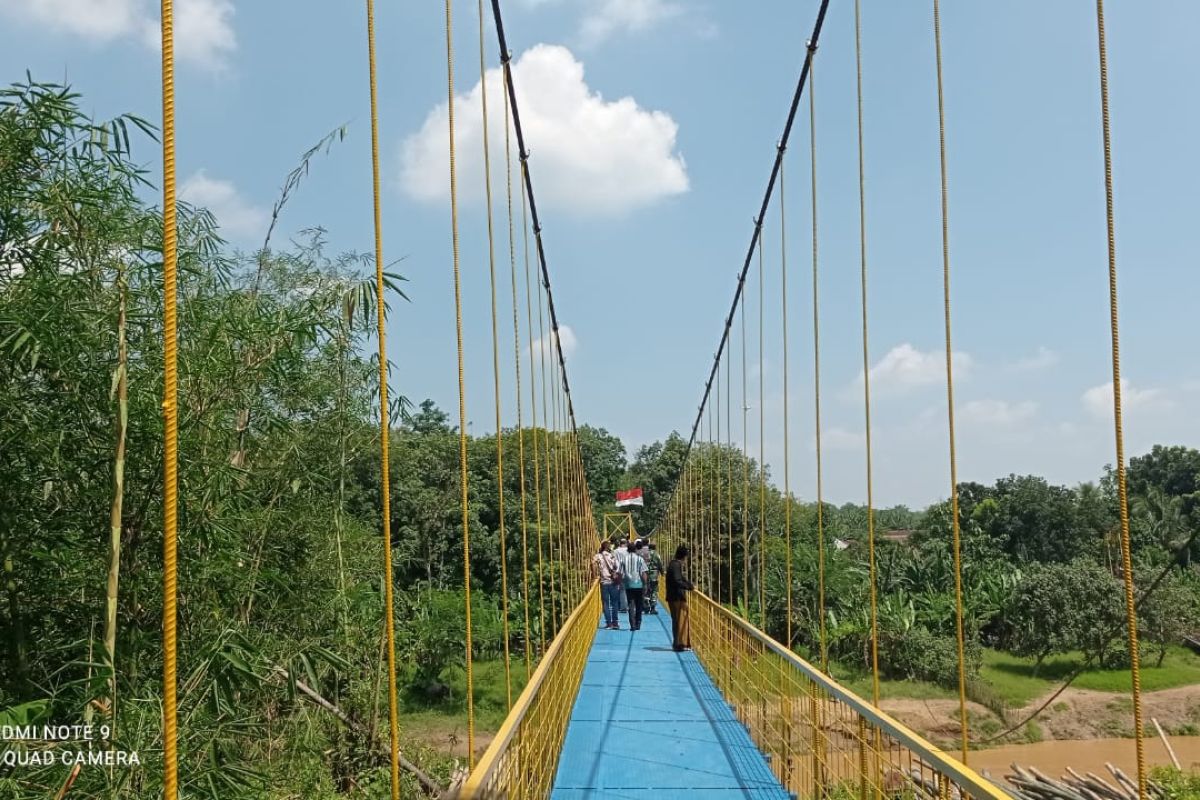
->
xmin=650 ymin=0 xmax=831 ymax=533
xmin=489 ymin=0 xmax=590 ymax=482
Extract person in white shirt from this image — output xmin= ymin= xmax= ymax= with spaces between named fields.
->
xmin=592 ymin=541 xmax=622 ymax=629
xmin=618 ymin=542 xmax=649 ymax=632
xmin=613 ymin=538 xmax=630 ymax=614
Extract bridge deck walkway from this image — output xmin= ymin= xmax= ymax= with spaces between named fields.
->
xmin=551 ymin=603 xmax=792 ymax=799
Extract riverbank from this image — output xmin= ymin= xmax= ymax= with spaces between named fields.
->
xmin=883 ymin=683 xmax=1198 ymax=744
xmin=970 ymin=736 xmax=1200 ymax=779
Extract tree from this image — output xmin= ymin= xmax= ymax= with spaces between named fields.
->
xmin=985 ymin=475 xmax=1105 ymax=563
xmin=0 ymin=77 xmax=433 ymax=796
xmin=575 ymin=424 xmax=627 ymax=517
xmin=1007 ymin=560 xmax=1125 ymax=671
xmin=1127 ymin=445 xmax=1200 ymax=565
xmin=1133 ymin=487 xmax=1196 ymax=567
xmin=1138 ymin=568 xmax=1200 ymax=667
xmin=1128 ymin=445 xmax=1200 ymax=513
xmin=626 ymin=432 xmax=689 ymax=533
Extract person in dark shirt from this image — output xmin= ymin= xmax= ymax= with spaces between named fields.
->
xmin=665 ymin=545 xmax=694 ymax=651
xmin=643 ymin=543 xmax=664 ymax=615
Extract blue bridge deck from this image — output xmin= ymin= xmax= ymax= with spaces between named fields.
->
xmin=551 ymin=605 xmax=792 ymax=799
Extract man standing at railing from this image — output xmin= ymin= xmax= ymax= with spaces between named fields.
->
xmin=665 ymin=545 xmax=694 ymax=652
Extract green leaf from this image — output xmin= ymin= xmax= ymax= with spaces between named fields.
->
xmin=0 ymin=700 xmax=52 ymax=727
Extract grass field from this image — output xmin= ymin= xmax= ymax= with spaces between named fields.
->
xmin=834 ymin=669 xmax=957 ymax=702
xmin=979 ymin=646 xmax=1200 ymax=706
xmin=400 ymin=657 xmax=532 ymax=731
xmin=400 ymin=646 xmax=1200 ymax=742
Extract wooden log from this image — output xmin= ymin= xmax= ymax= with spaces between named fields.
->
xmin=1152 ymin=718 xmax=1182 ymax=771
xmin=270 ymin=666 xmax=444 ymax=796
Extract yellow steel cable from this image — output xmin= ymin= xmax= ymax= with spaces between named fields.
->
xmin=503 ymin=71 xmax=533 ymax=681
xmin=705 ymin=402 xmax=715 ymax=597
xmin=574 ymin=449 xmax=584 ymax=597
xmin=809 ymin=58 xmax=828 ymax=674
xmin=552 ymin=374 xmax=566 ymax=620
xmin=709 ymin=401 xmax=717 ymax=598
xmin=576 ymin=449 xmax=584 ymax=599
xmin=716 ymin=350 xmax=723 ymax=604
xmin=548 ymin=310 xmax=562 ymax=631
xmin=726 ymin=339 xmax=734 ymax=606
xmin=364 ymin=0 xmax=401 ymax=792
xmin=703 ymin=410 xmax=711 ymax=595
xmin=537 ymin=251 xmax=558 ymax=635
xmin=758 ymin=236 xmax=766 ymax=628
xmin=579 ymin=454 xmax=587 ymax=591
xmin=442 ymin=0 xmax=476 ymax=763
xmin=697 ymin=409 xmax=701 ymax=591
xmin=477 ymin=0 xmax=512 ymax=710
xmin=687 ymin=455 xmax=692 ymax=557
xmin=779 ymin=155 xmax=794 ymax=649
xmin=158 ymin=1 xmax=180 ymax=794
xmin=700 ymin=407 xmax=710 ymax=594
xmin=521 ymin=168 xmax=546 ymax=653
xmin=696 ymin=421 xmax=703 ymax=590
xmin=714 ymin=357 xmax=721 ymax=604
xmin=554 ymin=356 xmax=565 ymax=611
xmin=931 ymin=0 xmax=970 ymax=763
xmin=561 ymin=427 xmax=572 ymax=612
xmin=1095 ymin=3 xmax=1146 ymax=796
xmin=855 ymin=0 xmax=882 ymax=708
xmin=566 ymin=421 xmax=576 ymax=607
xmin=565 ymin=437 xmax=578 ymax=605
xmin=741 ymin=281 xmax=750 ymax=611
xmin=549 ymin=383 xmax=560 ymax=617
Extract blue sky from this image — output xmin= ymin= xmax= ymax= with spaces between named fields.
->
xmin=3 ymin=0 xmax=1197 ymax=508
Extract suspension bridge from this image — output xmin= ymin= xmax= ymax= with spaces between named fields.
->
xmin=147 ymin=0 xmax=1154 ymax=798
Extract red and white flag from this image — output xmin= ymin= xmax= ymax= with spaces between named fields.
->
xmin=615 ymin=488 xmax=644 ymax=507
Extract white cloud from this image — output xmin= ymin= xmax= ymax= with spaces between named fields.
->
xmin=400 ymin=44 xmax=688 ymax=215
xmin=163 ymin=0 xmax=235 ymax=67
xmin=1 ymin=0 xmax=143 ymax=41
xmin=1082 ymin=379 xmax=1168 ymax=421
xmin=514 ymin=0 xmax=700 ymax=46
xmin=1011 ymin=346 xmax=1059 ymax=371
xmin=961 ymin=399 xmax=1038 ymax=426
xmin=179 ymin=170 xmax=267 ymax=241
xmin=0 ymin=0 xmax=235 ymax=69
xmin=532 ymin=325 xmax=579 ymax=362
xmin=858 ymin=343 xmax=971 ymax=392
xmin=580 ymin=0 xmax=682 ymax=47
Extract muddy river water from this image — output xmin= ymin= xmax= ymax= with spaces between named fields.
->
xmin=969 ymin=736 xmax=1200 ymax=779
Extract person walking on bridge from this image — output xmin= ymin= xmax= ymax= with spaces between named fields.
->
xmin=613 ymin=538 xmax=630 ymax=614
xmin=593 ymin=540 xmax=622 ymax=630
xmin=666 ymin=545 xmax=694 ymax=651
xmin=618 ymin=541 xmax=648 ymax=631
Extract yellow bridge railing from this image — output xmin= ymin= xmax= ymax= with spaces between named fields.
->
xmin=688 ymin=590 xmax=1013 ymax=800
xmin=458 ymin=584 xmax=600 ymax=800
xmin=457 ymin=583 xmax=1011 ymax=800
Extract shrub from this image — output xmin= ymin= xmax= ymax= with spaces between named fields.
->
xmin=1152 ymin=767 xmax=1200 ymax=800
xmin=878 ymin=624 xmax=980 ymax=686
